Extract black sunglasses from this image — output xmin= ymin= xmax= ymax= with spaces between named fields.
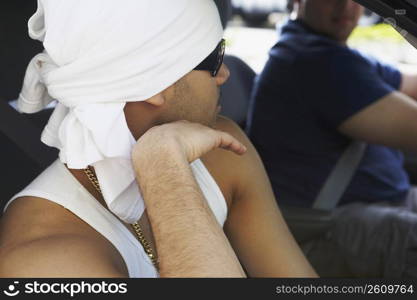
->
xmin=194 ymin=39 xmax=225 ymax=77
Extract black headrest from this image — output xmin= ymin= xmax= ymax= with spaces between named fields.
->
xmin=0 ymin=0 xmax=41 ymax=101
xmin=214 ymin=0 xmax=233 ymax=29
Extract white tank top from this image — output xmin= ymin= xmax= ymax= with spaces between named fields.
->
xmin=3 ymin=159 xmax=228 ymax=278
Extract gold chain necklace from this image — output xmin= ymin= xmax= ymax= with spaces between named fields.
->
xmin=83 ymin=166 xmax=159 ymax=270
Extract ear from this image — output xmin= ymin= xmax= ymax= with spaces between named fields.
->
xmin=145 ymin=92 xmax=166 ymax=107
xmin=291 ymin=0 xmax=303 ymax=19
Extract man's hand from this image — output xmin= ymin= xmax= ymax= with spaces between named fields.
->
xmin=131 ymin=120 xmax=247 ymax=166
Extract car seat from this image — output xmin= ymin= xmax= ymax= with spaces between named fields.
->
xmin=214 ymin=0 xmax=256 ymax=129
xmin=0 ymin=0 xmax=57 ymax=211
xmin=220 ymin=55 xmax=256 ymax=129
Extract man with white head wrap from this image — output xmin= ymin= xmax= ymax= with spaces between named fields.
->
xmin=0 ymin=0 xmax=317 ymax=278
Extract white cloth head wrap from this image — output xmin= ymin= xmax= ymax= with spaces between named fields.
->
xmin=18 ymin=0 xmax=223 ymax=223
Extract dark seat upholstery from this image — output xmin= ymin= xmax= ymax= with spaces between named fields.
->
xmin=220 ymin=55 xmax=256 ymax=129
xmin=214 ymin=0 xmax=256 ymax=129
xmin=214 ymin=0 xmax=233 ymax=29
xmin=0 ymin=1 xmax=56 ymax=211
xmin=0 ymin=0 xmax=42 ymax=101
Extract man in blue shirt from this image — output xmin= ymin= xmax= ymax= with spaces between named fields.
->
xmin=248 ymin=0 xmax=417 ymax=277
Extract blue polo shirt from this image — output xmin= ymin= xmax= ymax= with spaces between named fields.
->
xmin=247 ymin=19 xmax=410 ymax=207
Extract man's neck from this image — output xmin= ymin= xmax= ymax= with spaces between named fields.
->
xmin=294 ymin=18 xmax=349 ymax=46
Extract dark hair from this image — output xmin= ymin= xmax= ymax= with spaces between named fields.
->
xmin=287 ymin=0 xmax=295 ymax=12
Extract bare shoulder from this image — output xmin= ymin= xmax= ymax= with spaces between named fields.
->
xmin=0 ymin=196 xmax=127 ymax=277
xmin=202 ymin=116 xmax=263 ymax=208
xmin=214 ymin=115 xmax=249 ymax=142
xmin=203 ymin=115 xmax=263 ymax=172
xmin=0 ymin=233 xmax=126 ymax=278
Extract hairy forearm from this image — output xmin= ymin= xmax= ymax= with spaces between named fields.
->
xmin=133 ymin=147 xmax=245 ymax=277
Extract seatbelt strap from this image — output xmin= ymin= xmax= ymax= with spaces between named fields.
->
xmin=313 ymin=141 xmax=367 ymax=211
xmin=0 ymin=100 xmax=56 ymax=168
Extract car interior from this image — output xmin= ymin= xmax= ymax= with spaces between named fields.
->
xmin=2 ymin=0 xmax=417 ymax=264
